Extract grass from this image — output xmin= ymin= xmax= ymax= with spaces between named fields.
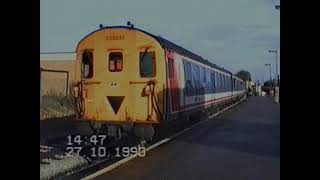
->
xmin=40 ymin=89 xmax=75 ymax=120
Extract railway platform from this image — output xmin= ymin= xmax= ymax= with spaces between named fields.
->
xmin=90 ymin=96 xmax=280 ymax=180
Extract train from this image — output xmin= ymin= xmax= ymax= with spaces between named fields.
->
xmin=73 ymin=25 xmax=246 ymax=141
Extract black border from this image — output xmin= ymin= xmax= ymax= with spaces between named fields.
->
xmin=3 ymin=0 xmax=39 ymax=179
xmin=281 ymin=0 xmax=317 ymax=179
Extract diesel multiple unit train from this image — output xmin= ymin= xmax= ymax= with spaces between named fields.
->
xmin=73 ymin=25 xmax=246 ymax=140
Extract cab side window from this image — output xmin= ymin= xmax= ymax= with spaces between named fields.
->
xmin=140 ymin=51 xmax=156 ymax=77
xmin=81 ymin=50 xmax=93 ymax=79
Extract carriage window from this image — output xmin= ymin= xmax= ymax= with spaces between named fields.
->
xmin=192 ymin=64 xmax=200 ymax=94
xmin=225 ymin=76 xmax=227 ymax=89
xmin=81 ymin=50 xmax=93 ymax=79
xmin=220 ymin=75 xmax=222 ymax=89
xmin=222 ymin=75 xmax=225 ymax=89
xmin=202 ymin=67 xmax=206 ymax=83
xmin=215 ymin=72 xmax=220 ymax=89
xmin=211 ymin=72 xmax=215 ymax=91
xmin=205 ymin=70 xmax=212 ymax=93
xmin=109 ymin=52 xmax=123 ymax=72
xmin=140 ymin=51 xmax=156 ymax=77
xmin=226 ymin=76 xmax=228 ymax=89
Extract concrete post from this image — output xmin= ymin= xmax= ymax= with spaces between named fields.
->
xmin=40 ymin=68 xmax=42 ymax=104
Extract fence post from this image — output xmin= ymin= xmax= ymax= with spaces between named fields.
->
xmin=66 ymin=71 xmax=69 ymax=96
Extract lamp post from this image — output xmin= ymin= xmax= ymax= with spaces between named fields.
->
xmin=268 ymin=49 xmax=279 ymax=86
xmin=265 ymin=63 xmax=272 ymax=95
xmin=272 ymin=4 xmax=280 ymax=102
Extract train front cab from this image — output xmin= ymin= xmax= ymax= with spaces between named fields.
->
xmin=74 ymin=27 xmax=167 ymax=139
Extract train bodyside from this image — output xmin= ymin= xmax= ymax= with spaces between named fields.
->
xmin=163 ymin=48 xmax=246 ymax=122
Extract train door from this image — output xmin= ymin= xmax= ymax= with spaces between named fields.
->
xmin=105 ymin=50 xmax=126 ymax=116
xmin=231 ymin=75 xmax=234 ymax=99
xmin=210 ymin=71 xmax=215 ymax=107
xmin=232 ymin=77 xmax=236 ymax=101
xmin=95 ymin=49 xmax=127 ymax=121
xmin=214 ymin=71 xmax=218 ymax=104
xmin=133 ymin=48 xmax=158 ymax=121
xmin=75 ymin=50 xmax=94 ymax=118
xmin=167 ymin=50 xmax=180 ymax=112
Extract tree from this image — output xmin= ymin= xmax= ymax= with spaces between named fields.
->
xmin=235 ymin=70 xmax=252 ymax=81
xmin=264 ymin=80 xmax=271 ymax=87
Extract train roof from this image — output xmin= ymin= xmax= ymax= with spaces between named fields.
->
xmin=77 ymin=25 xmax=234 ymax=75
xmin=155 ymin=36 xmax=231 ymax=74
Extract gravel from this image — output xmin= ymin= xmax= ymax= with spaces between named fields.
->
xmin=40 ymin=116 xmax=93 ymax=180
xmin=40 ymin=152 xmax=89 ymax=180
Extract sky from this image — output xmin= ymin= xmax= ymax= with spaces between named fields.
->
xmin=40 ymin=0 xmax=280 ymax=83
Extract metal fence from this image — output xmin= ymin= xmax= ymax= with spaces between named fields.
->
xmin=40 ymin=68 xmax=70 ymax=103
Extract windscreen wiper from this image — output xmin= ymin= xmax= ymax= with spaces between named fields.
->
xmin=141 ymin=47 xmax=149 ymax=61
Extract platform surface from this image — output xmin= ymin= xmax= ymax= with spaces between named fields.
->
xmin=93 ymin=96 xmax=280 ymax=180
